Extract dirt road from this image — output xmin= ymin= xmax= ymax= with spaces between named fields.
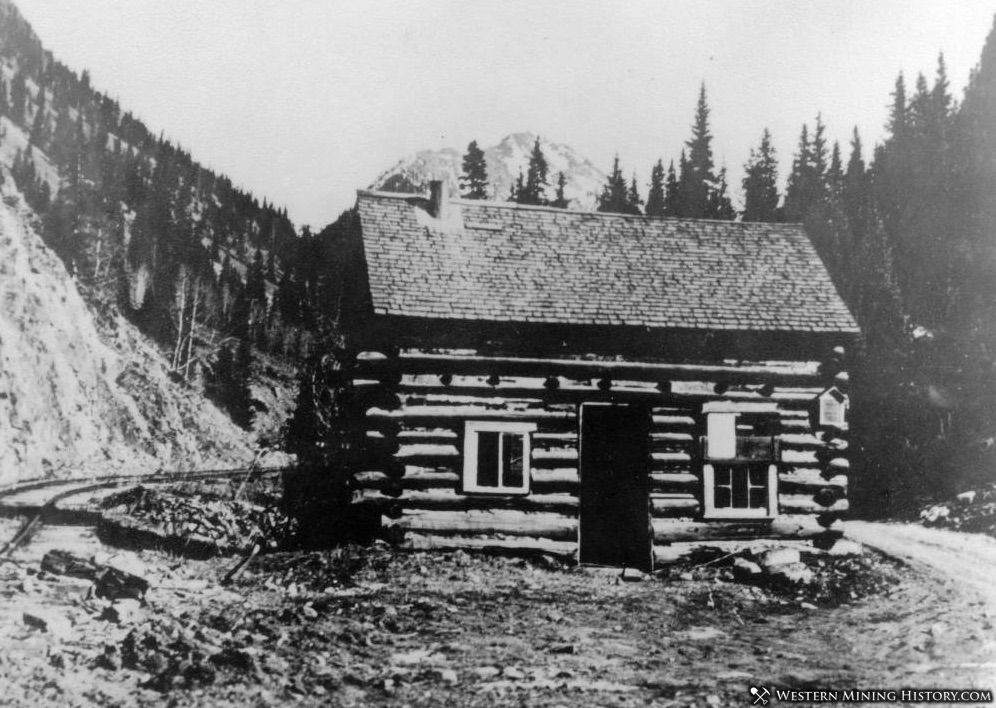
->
xmin=846 ymin=521 xmax=996 ymax=608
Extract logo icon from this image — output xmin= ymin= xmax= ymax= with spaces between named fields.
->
xmin=750 ymin=686 xmax=770 ymax=705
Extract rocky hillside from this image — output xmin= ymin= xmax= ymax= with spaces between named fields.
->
xmin=0 ymin=178 xmax=259 ymax=484
xmin=370 ymin=132 xmax=607 ymax=209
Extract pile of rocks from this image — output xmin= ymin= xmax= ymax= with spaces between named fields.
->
xmin=103 ymin=616 xmax=262 ymax=692
xmin=920 ymin=485 xmax=996 ymax=537
xmin=673 ymin=540 xmax=888 ymax=607
xmin=102 ymin=485 xmax=295 ymax=552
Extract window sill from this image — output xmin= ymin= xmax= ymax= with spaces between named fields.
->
xmin=701 ymin=510 xmax=775 ymax=521
xmin=461 ymin=487 xmax=530 ymax=497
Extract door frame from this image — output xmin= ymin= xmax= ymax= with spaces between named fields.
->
xmin=577 ymin=402 xmax=653 ymax=570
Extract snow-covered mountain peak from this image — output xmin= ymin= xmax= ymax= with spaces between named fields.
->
xmin=370 ymin=133 xmax=607 ymax=209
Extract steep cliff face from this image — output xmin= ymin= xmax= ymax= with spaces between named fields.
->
xmin=0 ymin=181 xmax=256 ymax=484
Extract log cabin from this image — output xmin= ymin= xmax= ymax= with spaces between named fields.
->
xmin=338 ymin=181 xmax=860 ymax=570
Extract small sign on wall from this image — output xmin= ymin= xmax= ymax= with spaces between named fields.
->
xmin=814 ymin=386 xmax=848 ymax=429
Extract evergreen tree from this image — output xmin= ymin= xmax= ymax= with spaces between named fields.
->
xmin=783 ymin=123 xmax=813 ymax=221
xmin=246 ymin=249 xmax=267 ymax=303
xmin=205 ymin=343 xmax=233 ymax=406
xmin=843 ymin=128 xmax=868 ymax=237
xmin=677 ymin=83 xmax=718 ymax=218
xmin=230 ymin=338 xmax=255 ymax=428
xmin=266 ymin=249 xmax=276 ymax=282
xmin=645 ymin=159 xmax=666 ymax=216
xmin=206 ymin=341 xmax=254 ymax=429
xmin=518 ymin=137 xmax=549 ymax=205
xmin=283 ymin=345 xmax=364 ymax=546
xmin=460 ymin=140 xmax=489 ymax=199
xmin=626 ymin=175 xmax=643 ymax=215
xmin=30 ymin=88 xmax=46 ymax=145
xmin=741 ymin=128 xmax=780 ymax=222
xmin=889 ymin=72 xmax=909 ymax=141
xmin=663 ymin=159 xmax=680 ymax=217
xmin=10 ymin=71 xmax=26 ymax=123
xmin=551 ymin=171 xmax=569 ymax=208
xmin=708 ymin=167 xmax=735 ymax=220
xmin=597 ymin=156 xmax=629 ymax=213
xmin=508 ymin=169 xmax=525 ymax=202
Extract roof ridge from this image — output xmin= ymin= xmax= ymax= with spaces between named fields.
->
xmin=356 ymin=189 xmax=802 ymax=228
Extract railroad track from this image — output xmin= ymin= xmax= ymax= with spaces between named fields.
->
xmin=0 ymin=466 xmax=294 ymax=557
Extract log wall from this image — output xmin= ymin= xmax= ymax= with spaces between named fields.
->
xmin=350 ymin=348 xmax=850 ymax=565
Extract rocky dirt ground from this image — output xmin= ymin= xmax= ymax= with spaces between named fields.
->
xmin=1 ymin=508 xmax=995 ymax=707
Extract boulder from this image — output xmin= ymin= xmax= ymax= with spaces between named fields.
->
xmin=732 ymin=558 xmax=763 ymax=583
xmin=760 ymin=547 xmax=801 ymax=570
xmin=768 ymin=562 xmax=815 ymax=586
xmin=826 ymin=539 xmax=864 ymax=556
xmin=620 ymin=567 xmax=648 ymax=582
xmin=23 ymin=608 xmax=72 ymax=640
xmin=100 ymin=598 xmax=143 ymax=625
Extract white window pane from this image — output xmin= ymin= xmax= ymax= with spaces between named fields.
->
xmin=707 ymin=413 xmax=737 ymax=459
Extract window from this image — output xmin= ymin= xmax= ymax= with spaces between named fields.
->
xmin=703 ymin=463 xmax=778 ymax=518
xmin=702 ymin=411 xmax=777 ymax=518
xmin=705 ymin=412 xmax=737 ymax=459
xmin=463 ymin=421 xmax=535 ymax=494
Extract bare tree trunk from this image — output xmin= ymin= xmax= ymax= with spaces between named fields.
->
xmin=92 ymin=228 xmax=102 ymax=281
xmin=172 ymin=273 xmax=187 ymax=372
xmin=184 ymin=280 xmax=200 ymax=382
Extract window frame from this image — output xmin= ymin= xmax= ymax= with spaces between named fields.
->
xmin=701 ymin=410 xmax=778 ymax=519
xmin=702 ymin=462 xmax=778 ymax=519
xmin=462 ymin=421 xmax=536 ymax=495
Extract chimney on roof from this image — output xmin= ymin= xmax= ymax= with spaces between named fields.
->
xmin=428 ymin=179 xmax=448 ymax=220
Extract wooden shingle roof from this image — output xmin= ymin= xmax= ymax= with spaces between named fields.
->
xmin=355 ymin=190 xmax=859 ymax=334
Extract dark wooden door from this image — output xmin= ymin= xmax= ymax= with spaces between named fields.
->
xmin=579 ymin=404 xmax=652 ymax=570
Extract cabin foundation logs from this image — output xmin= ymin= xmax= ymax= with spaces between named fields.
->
xmin=348 ymin=347 xmax=850 ymax=564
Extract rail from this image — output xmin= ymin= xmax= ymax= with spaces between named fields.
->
xmin=0 ymin=466 xmax=297 ymax=557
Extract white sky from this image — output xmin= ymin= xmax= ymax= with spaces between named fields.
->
xmin=12 ymin=0 xmax=996 ymax=228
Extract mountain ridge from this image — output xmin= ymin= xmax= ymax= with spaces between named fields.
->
xmin=370 ymin=132 xmax=607 ymax=209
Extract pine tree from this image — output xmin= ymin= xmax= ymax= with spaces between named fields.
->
xmin=206 ymin=343 xmax=234 ymax=407
xmin=783 ymin=123 xmax=815 ymax=221
xmin=551 ymin=171 xmax=569 ymax=208
xmin=708 ymin=167 xmax=735 ymax=220
xmin=597 ymin=156 xmax=629 ymax=213
xmin=888 ymin=72 xmax=909 ymax=141
xmin=811 ymin=113 xmax=829 ymax=178
xmin=10 ymin=71 xmax=26 ymax=123
xmin=230 ymin=338 xmax=255 ymax=428
xmin=283 ymin=346 xmax=363 ymax=546
xmin=784 ymin=114 xmax=830 ymax=223
xmin=246 ymin=249 xmax=266 ymax=303
xmin=509 ymin=169 xmax=525 ymax=202
xmin=626 ymin=175 xmax=643 ymax=215
xmin=678 ymin=83 xmax=718 ymax=218
xmin=843 ymin=128 xmax=867 ymax=239
xmin=519 ymin=137 xmax=549 ymax=205
xmin=460 ymin=140 xmax=489 ymax=199
xmin=645 ymin=159 xmax=665 ymax=216
xmin=741 ymin=128 xmax=780 ymax=222
xmin=827 ymin=142 xmax=844 ymax=196
xmin=663 ymin=159 xmax=680 ymax=217
xmin=30 ymin=87 xmax=46 ymax=145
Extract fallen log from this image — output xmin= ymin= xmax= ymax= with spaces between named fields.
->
xmin=40 ymin=549 xmax=150 ymax=600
